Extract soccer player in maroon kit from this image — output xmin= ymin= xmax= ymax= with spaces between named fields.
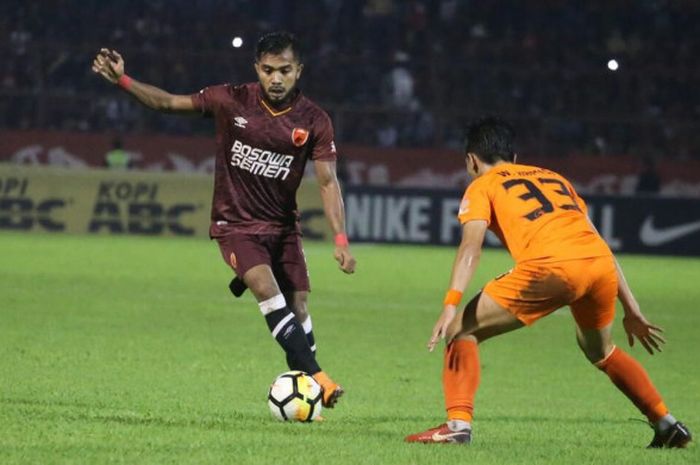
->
xmin=92 ymin=32 xmax=355 ymax=409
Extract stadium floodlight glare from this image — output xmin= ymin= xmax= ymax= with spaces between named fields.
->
xmin=607 ymin=59 xmax=619 ymax=71
xmin=232 ymin=37 xmax=243 ymax=48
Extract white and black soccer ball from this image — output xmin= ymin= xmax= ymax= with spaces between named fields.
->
xmin=267 ymin=370 xmax=323 ymax=422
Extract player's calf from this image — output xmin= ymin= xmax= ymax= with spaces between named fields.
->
xmin=285 ymin=293 xmax=316 ymax=355
xmin=259 ymin=294 xmax=320 ymax=375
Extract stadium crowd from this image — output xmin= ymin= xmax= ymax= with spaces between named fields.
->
xmin=1 ymin=0 xmax=698 ymax=158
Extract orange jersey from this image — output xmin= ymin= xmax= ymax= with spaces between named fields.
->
xmin=458 ymin=163 xmax=611 ymax=263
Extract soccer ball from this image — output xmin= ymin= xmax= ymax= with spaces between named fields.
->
xmin=267 ymin=371 xmax=323 ymax=422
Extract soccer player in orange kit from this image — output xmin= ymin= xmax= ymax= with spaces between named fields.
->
xmin=405 ymin=117 xmax=691 ymax=448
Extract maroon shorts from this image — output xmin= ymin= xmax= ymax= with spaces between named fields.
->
xmin=214 ymin=232 xmax=310 ymax=292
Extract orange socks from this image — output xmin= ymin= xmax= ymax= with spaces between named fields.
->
xmin=443 ymin=341 xmax=668 ymax=425
xmin=443 ymin=339 xmax=480 ymax=422
xmin=596 ymin=346 xmax=668 ymax=422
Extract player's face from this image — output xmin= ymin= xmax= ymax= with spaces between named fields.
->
xmin=255 ymin=47 xmax=304 ymax=105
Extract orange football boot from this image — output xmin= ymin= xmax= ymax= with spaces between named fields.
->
xmin=312 ymin=371 xmax=344 ymax=408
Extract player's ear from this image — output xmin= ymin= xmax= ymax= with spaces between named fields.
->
xmin=295 ymin=63 xmax=304 ymax=79
xmin=468 ymin=153 xmax=479 ymax=174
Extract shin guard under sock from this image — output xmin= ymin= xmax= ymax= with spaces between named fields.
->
xmin=443 ymin=339 xmax=480 ymax=422
xmin=596 ymin=346 xmax=668 ymax=422
xmin=260 ymin=295 xmax=320 ymax=375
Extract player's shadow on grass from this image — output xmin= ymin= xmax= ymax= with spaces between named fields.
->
xmin=340 ymin=413 xmax=633 ymax=426
xmin=3 ymin=397 xmax=408 ymax=438
xmin=1 ymin=397 xmax=263 ymax=431
xmin=3 ymin=397 xmax=634 ymax=434
xmin=476 ymin=414 xmax=634 ymax=425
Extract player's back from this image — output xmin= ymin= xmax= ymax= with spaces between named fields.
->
xmin=464 ymin=163 xmax=611 ymax=263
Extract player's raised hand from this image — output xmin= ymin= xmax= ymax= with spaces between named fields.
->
xmin=427 ymin=305 xmax=457 ymax=352
xmin=92 ymin=48 xmax=124 ymax=84
xmin=623 ymin=313 xmax=665 ymax=355
xmin=334 ymin=246 xmax=356 ymax=274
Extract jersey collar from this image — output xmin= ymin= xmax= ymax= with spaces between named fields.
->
xmin=257 ymin=84 xmax=301 ymax=117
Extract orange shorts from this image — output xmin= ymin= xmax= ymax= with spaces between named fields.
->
xmin=483 ymin=255 xmax=618 ymax=329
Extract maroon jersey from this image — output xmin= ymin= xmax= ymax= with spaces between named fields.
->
xmin=190 ymin=82 xmax=337 ymax=235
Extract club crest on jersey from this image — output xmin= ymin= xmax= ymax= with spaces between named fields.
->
xmin=292 ymin=128 xmax=309 ymax=147
xmin=233 ymin=116 xmax=248 ymax=128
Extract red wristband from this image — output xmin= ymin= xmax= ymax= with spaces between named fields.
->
xmin=117 ymin=74 xmax=132 ymax=90
xmin=443 ymin=289 xmax=463 ymax=306
xmin=334 ymin=233 xmax=349 ymax=247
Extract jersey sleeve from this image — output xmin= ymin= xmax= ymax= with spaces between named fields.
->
xmin=190 ymin=84 xmax=229 ymax=116
xmin=310 ymin=111 xmax=337 ymax=161
xmin=457 ymin=179 xmax=492 ymax=225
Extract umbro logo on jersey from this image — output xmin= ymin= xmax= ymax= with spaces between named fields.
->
xmin=234 ymin=116 xmax=248 ymax=128
xmin=292 ymin=128 xmax=309 ymax=147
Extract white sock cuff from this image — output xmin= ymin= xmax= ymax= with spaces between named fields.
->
xmin=656 ymin=414 xmax=677 ymax=432
xmin=258 ymin=294 xmax=287 ymax=316
xmin=447 ymin=420 xmax=471 ymax=431
xmin=301 ymin=315 xmax=313 ymax=334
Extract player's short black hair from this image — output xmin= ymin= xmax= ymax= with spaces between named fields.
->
xmin=464 ymin=116 xmax=516 ymax=164
xmin=256 ymin=31 xmax=303 ymax=63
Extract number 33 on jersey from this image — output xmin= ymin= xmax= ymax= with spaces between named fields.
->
xmin=458 ymin=163 xmax=611 ymax=263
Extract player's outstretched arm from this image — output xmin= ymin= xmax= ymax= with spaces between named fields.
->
xmin=91 ymin=49 xmax=196 ymax=112
xmin=427 ymin=220 xmax=487 ymax=352
xmin=613 ymin=257 xmax=666 ymax=354
xmin=314 ymin=160 xmax=355 ymax=274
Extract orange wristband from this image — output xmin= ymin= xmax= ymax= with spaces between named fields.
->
xmin=117 ymin=74 xmax=132 ymax=90
xmin=334 ymin=233 xmax=349 ymax=247
xmin=443 ymin=289 xmax=463 ymax=306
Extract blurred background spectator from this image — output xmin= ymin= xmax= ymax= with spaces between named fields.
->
xmin=0 ymin=0 xmax=698 ymax=159
xmin=636 ymin=156 xmax=661 ymax=194
xmin=104 ymin=137 xmax=133 ymax=170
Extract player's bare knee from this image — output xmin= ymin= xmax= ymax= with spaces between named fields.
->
xmin=576 ymin=325 xmax=614 ymax=364
xmin=445 ymin=313 xmax=466 ymax=342
xmin=250 ymin=286 xmax=281 ymax=302
xmin=446 ymin=293 xmax=481 ymax=343
xmin=577 ymin=334 xmax=612 ymax=363
xmin=291 ymin=302 xmax=309 ymax=322
xmin=243 ymin=266 xmax=281 ymax=301
xmin=452 ymin=332 xmax=478 ymax=345
xmin=582 ymin=347 xmax=606 ymax=364
xmin=248 ymin=283 xmax=280 ymax=301
xmin=583 ymin=342 xmax=615 ymax=364
xmin=285 ymin=292 xmax=309 ymax=322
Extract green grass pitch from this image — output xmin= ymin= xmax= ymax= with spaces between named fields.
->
xmin=1 ymin=231 xmax=698 ymax=465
